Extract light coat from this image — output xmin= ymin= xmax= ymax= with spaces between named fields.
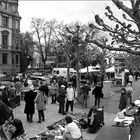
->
xmin=34 ymin=90 xmax=46 ymax=110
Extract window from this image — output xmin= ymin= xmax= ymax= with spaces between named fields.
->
xmin=2 ymin=53 xmax=8 ymax=64
xmin=12 ymin=19 xmax=15 ymax=29
xmin=2 ymin=1 xmax=7 ymax=10
xmin=2 ymin=30 xmax=9 ymax=47
xmin=15 ymin=20 xmax=19 ymax=29
xmin=16 ymin=55 xmax=19 ymax=64
xmin=12 ymin=37 xmax=15 ymax=46
xmin=11 ymin=5 xmax=17 ymax=12
xmin=15 ymin=37 xmax=19 ymax=50
xmin=2 ymin=34 xmax=8 ymax=46
xmin=2 ymin=16 xmax=8 ymax=27
xmin=12 ymin=56 xmax=14 ymax=64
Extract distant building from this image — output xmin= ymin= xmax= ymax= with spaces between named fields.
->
xmin=0 ymin=0 xmax=21 ymax=75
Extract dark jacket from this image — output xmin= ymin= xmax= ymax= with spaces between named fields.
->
xmin=43 ymin=85 xmax=49 ymax=97
xmin=119 ymin=93 xmax=128 ymax=111
xmin=0 ymin=100 xmax=13 ymax=125
xmin=57 ymin=89 xmax=66 ymax=104
xmin=82 ymin=85 xmax=91 ymax=95
xmin=92 ymin=86 xmax=103 ymax=98
xmin=24 ymin=90 xmax=36 ymax=115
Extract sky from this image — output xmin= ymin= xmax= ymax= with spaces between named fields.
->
xmin=18 ymin=0 xmax=130 ymax=33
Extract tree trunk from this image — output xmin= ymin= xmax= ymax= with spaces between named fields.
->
xmin=67 ymin=57 xmax=70 ymax=82
xmin=76 ymin=44 xmax=80 ymax=98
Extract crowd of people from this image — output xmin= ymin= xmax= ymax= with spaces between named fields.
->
xmin=0 ymin=70 xmax=138 ymax=139
xmin=0 ymin=73 xmax=85 ymax=140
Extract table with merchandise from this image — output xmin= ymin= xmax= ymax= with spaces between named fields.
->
xmin=114 ymin=100 xmax=140 ymax=140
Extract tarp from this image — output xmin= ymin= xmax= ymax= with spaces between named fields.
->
xmin=106 ymin=66 xmax=129 ymax=73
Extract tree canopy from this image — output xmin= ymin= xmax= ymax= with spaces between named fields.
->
xmin=88 ymin=0 xmax=140 ymax=55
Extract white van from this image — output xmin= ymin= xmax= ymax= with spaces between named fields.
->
xmin=52 ymin=68 xmax=76 ymax=78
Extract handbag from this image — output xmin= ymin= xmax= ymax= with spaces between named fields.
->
xmin=101 ymin=93 xmax=104 ymax=98
xmin=56 ymin=95 xmax=61 ymax=103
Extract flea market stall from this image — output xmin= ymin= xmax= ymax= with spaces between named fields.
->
xmin=113 ymin=99 xmax=140 ymax=140
xmin=29 ymin=107 xmax=104 ymax=140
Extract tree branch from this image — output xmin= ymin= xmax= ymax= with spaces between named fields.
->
xmin=87 ymin=40 xmax=140 ymax=55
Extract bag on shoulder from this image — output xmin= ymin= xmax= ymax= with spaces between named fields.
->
xmin=101 ymin=92 xmax=104 ymax=98
xmin=56 ymin=95 xmax=61 ymax=103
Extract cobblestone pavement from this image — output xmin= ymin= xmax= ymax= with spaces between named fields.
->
xmin=13 ymin=98 xmax=116 ymax=140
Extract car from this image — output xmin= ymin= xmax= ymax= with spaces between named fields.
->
xmin=30 ymin=75 xmax=50 ymax=85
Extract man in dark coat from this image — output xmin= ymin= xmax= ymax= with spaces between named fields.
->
xmin=57 ymin=85 xmax=66 ymax=115
xmin=24 ymin=87 xmax=37 ymax=123
xmin=92 ymin=82 xmax=103 ymax=107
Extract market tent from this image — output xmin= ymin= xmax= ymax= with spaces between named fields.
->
xmin=0 ymin=73 xmax=6 ymax=78
xmin=80 ymin=66 xmax=100 ymax=73
xmin=106 ymin=66 xmax=115 ymax=73
xmin=106 ymin=66 xmax=129 ymax=73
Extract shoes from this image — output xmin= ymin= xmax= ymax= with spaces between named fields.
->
xmin=37 ymin=121 xmax=41 ymax=123
xmin=42 ymin=119 xmax=45 ymax=121
xmin=62 ymin=113 xmax=67 ymax=115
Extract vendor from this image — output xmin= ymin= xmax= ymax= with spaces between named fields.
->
xmin=63 ymin=116 xmax=82 ymax=140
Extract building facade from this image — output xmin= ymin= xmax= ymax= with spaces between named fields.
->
xmin=0 ymin=0 xmax=21 ymax=75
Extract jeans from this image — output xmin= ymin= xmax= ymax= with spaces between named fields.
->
xmin=38 ymin=110 xmax=45 ymax=121
xmin=66 ymin=100 xmax=74 ymax=112
xmin=95 ymin=97 xmax=100 ymax=106
xmin=82 ymin=94 xmax=88 ymax=107
xmin=59 ymin=103 xmax=65 ymax=114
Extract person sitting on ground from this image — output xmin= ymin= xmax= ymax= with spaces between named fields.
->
xmin=63 ymin=116 xmax=82 ymax=140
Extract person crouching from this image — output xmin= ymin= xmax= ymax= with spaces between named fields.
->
xmin=63 ymin=116 xmax=82 ymax=140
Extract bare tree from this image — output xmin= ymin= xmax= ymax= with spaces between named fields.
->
xmin=31 ymin=18 xmax=58 ymax=68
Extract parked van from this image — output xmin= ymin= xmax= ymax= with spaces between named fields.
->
xmin=52 ymin=68 xmax=76 ymax=78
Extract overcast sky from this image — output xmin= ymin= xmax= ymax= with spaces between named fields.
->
xmin=18 ymin=1 xmax=130 ymax=33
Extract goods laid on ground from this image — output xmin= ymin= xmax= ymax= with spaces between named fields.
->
xmin=29 ymin=108 xmax=104 ymax=140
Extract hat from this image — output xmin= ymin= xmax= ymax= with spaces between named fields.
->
xmin=61 ymin=85 xmax=65 ymax=88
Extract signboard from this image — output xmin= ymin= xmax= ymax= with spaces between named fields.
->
xmin=114 ymin=57 xmax=125 ymax=85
